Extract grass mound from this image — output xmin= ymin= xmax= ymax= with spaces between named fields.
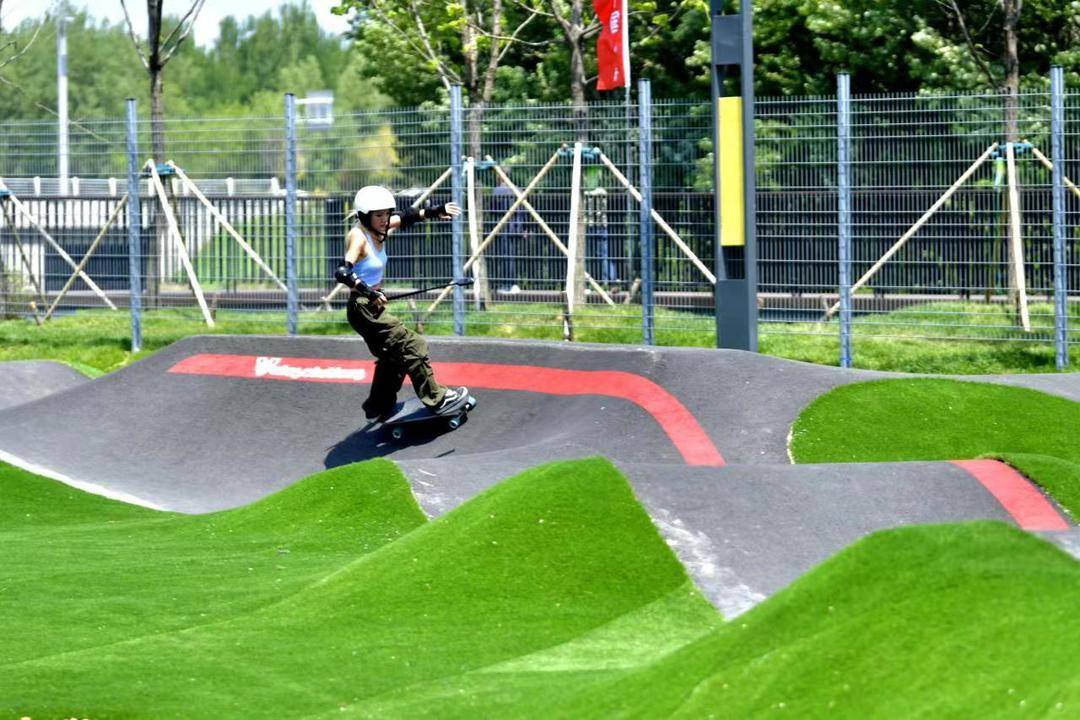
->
xmin=0 ymin=459 xmax=425 ymax=667
xmin=346 ymin=522 xmax=1080 ymax=718
xmin=673 ymin=521 xmax=1080 ymax=718
xmin=4 ymin=458 xmax=1078 ymax=718
xmin=789 ymin=378 xmax=1080 ymax=516
xmin=1 ymin=457 xmax=717 ymax=718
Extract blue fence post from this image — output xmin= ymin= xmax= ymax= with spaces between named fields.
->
xmin=837 ymin=73 xmax=853 ymax=368
xmin=450 ymin=85 xmax=466 ymax=336
xmin=125 ymin=98 xmax=142 ymax=353
xmin=1050 ymin=66 xmax=1069 ymax=370
xmin=284 ymin=93 xmax=299 ymax=336
xmin=638 ymin=79 xmax=655 ymax=345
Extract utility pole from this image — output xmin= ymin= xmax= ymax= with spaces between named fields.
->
xmin=57 ymin=15 xmax=71 ymax=195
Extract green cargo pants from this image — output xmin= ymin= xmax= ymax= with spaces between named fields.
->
xmin=346 ymin=293 xmax=447 ymax=417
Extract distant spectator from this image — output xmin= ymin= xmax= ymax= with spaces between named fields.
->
xmin=585 ymin=184 xmax=618 ymax=286
xmin=490 ymin=176 xmax=528 ymax=293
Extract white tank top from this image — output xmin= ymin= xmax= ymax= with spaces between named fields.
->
xmin=354 ymin=227 xmax=387 ymax=287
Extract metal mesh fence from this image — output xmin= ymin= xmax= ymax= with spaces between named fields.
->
xmin=0 ymin=85 xmax=1076 ymax=365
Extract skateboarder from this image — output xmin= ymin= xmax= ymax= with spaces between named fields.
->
xmin=334 ymin=185 xmax=468 ymax=420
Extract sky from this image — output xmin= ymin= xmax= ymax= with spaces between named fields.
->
xmin=1 ymin=0 xmax=354 ymax=47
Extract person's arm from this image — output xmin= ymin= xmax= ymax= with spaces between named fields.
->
xmin=388 ymin=202 xmax=462 ymax=231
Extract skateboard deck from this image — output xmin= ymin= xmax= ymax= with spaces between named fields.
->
xmin=382 ymin=391 xmax=477 ymax=440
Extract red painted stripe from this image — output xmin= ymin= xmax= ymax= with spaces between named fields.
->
xmin=169 ymin=353 xmax=724 ymax=467
xmin=951 ymin=459 xmax=1070 ymax=531
xmin=169 ymin=353 xmax=374 ymax=383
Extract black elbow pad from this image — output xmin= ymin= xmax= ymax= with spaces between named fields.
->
xmin=334 ymin=262 xmax=355 ymax=286
xmin=393 ymin=206 xmax=423 ymax=230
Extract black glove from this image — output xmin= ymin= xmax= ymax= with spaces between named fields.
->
xmin=425 ymin=203 xmax=448 ymax=219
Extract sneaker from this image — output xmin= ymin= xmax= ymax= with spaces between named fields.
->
xmin=435 ymin=386 xmax=468 ymax=414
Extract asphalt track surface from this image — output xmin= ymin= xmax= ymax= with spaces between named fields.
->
xmin=0 ymin=335 xmax=1075 ymax=616
xmin=0 ymin=360 xmax=88 ymax=411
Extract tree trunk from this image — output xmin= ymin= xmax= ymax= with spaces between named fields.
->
xmin=1001 ymin=0 xmax=1021 ymax=143
xmin=560 ymin=0 xmax=589 ymax=308
xmin=567 ymin=1 xmax=588 ymax=143
xmin=1001 ymin=0 xmax=1022 ymax=319
xmin=460 ymin=7 xmax=491 ymax=308
xmin=147 ymin=65 xmax=167 ymax=307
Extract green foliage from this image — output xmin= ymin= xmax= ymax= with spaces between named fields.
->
xmin=0 ymin=0 xmax=1075 ymax=130
xmin=754 ymin=0 xmax=1080 ymax=96
xmin=0 ymin=4 xmax=352 ymax=123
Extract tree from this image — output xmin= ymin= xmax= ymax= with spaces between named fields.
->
xmin=752 ymin=0 xmax=1079 ymax=95
xmin=340 ymin=0 xmax=541 ymax=154
xmin=120 ymin=0 xmax=206 ymax=305
xmin=0 ymin=0 xmax=48 ymax=71
xmin=0 ymin=2 xmax=57 ymax=122
xmin=536 ymin=0 xmax=598 ymax=138
xmin=120 ymin=0 xmax=206 ymax=163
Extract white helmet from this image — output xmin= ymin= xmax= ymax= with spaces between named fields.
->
xmin=354 ymin=185 xmax=396 ymax=215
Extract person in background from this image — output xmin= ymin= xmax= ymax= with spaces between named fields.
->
xmin=584 ymin=164 xmax=619 ymax=286
xmin=490 ymin=176 xmax=528 ymax=294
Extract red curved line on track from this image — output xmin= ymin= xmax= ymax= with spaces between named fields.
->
xmin=950 ymin=459 xmax=1070 ymax=531
xmin=168 ymin=353 xmax=724 ymax=467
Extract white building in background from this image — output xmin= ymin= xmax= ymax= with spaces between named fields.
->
xmin=297 ymin=90 xmax=334 ymax=128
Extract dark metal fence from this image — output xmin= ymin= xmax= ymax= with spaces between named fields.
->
xmin=1 ymin=78 xmax=1076 ymax=367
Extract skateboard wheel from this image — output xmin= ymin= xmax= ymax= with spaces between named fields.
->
xmin=447 ymin=416 xmax=462 ymax=430
xmin=391 ymin=427 xmax=404 ymax=440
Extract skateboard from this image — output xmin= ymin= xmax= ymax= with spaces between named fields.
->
xmin=381 ymin=390 xmax=477 ymax=440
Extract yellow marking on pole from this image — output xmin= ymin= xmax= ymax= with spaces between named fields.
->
xmin=718 ymin=97 xmax=745 ymax=247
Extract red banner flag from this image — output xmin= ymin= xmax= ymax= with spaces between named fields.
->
xmin=594 ymin=0 xmax=629 ymax=91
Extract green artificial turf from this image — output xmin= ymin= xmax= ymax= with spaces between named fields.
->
xmin=670 ymin=522 xmax=1080 ymax=718
xmin=0 ymin=459 xmax=426 ymax=667
xmin=1 ymin=456 xmax=718 ymax=718
xmin=4 ymin=457 xmax=1079 ymax=718
xmin=788 ymin=378 xmax=1080 ymax=517
xmin=365 ymin=516 xmax=1080 ymax=718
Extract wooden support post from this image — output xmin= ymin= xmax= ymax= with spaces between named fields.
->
xmin=1005 ymin=142 xmax=1031 ymax=331
xmin=486 ymin=158 xmax=615 ymax=305
xmin=1030 ymin=145 xmax=1080 ymax=201
xmin=167 ymin=162 xmax=289 ymax=294
xmin=4 ymin=190 xmax=117 ymax=310
xmin=146 ymin=161 xmax=215 ymax=327
xmin=413 ymin=167 xmax=453 ymax=207
xmin=45 ymin=195 xmax=128 ymax=321
xmin=825 ymin=143 xmax=999 ymax=320
xmin=2 ymin=199 xmax=46 ymax=324
xmin=598 ymin=151 xmax=717 ymax=285
xmin=566 ymin=142 xmax=583 ymax=313
xmin=423 ymin=148 xmax=563 ymax=318
xmin=464 ymin=157 xmax=489 ymax=308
